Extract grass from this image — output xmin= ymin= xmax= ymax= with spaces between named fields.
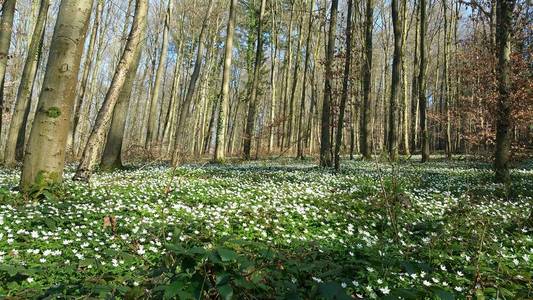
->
xmin=0 ymin=157 xmax=531 ymax=299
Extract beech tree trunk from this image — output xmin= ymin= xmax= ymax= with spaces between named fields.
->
xmin=319 ymin=0 xmax=338 ymax=167
xmin=410 ymin=0 xmax=420 ymax=151
xmin=73 ymin=0 xmax=148 ymax=181
xmin=419 ymin=0 xmax=430 ymax=162
xmin=70 ymin=0 xmax=103 ymax=157
xmin=334 ymin=0 xmax=353 ymax=171
xmin=146 ymin=0 xmax=170 ymax=148
xmin=268 ymin=1 xmax=278 ymax=153
xmin=400 ymin=0 xmax=410 ymax=155
xmin=20 ymin=0 xmax=94 ymax=190
xmin=297 ymin=0 xmax=314 ymax=159
xmin=388 ymin=0 xmax=402 ymax=161
xmin=494 ymin=0 xmax=515 ymax=183
xmin=213 ymin=0 xmax=236 ymax=162
xmin=0 ymin=0 xmax=16 ymax=152
xmin=100 ymin=8 xmax=146 ymax=170
xmin=360 ymin=0 xmax=374 ymax=160
xmin=243 ymin=0 xmax=267 ymax=160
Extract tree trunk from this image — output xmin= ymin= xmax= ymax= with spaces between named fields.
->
xmin=214 ymin=0 xmax=236 ymax=162
xmin=443 ymin=0 xmax=452 ymax=159
xmin=287 ymin=10 xmax=304 ymax=151
xmin=410 ymin=0 xmax=420 ymax=151
xmin=388 ymin=0 xmax=402 ymax=161
xmin=419 ymin=0 xmax=429 ymax=162
xmin=172 ymin=0 xmax=214 ymax=164
xmin=280 ymin=3 xmax=294 ymax=151
xmin=319 ymin=0 xmax=338 ymax=167
xmin=20 ymin=0 xmax=94 ymax=190
xmin=100 ymin=12 xmax=146 ymax=170
xmin=73 ymin=0 xmax=148 ymax=181
xmin=4 ymin=0 xmax=49 ymax=167
xmin=494 ymin=0 xmax=515 ymax=183
xmin=0 ymin=0 xmax=16 ymax=153
xmin=360 ymin=0 xmax=374 ymax=160
xmin=334 ymin=0 xmax=353 ymax=171
xmin=243 ymin=0 xmax=267 ymax=160
xmin=146 ymin=0 xmax=170 ymax=148
xmin=68 ymin=0 xmax=102 ymax=157
xmin=400 ymin=0 xmax=410 ymax=155
xmin=297 ymin=0 xmax=314 ymax=159
xmin=268 ymin=1 xmax=278 ymax=153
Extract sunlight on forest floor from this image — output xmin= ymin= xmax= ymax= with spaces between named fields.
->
xmin=0 ymin=158 xmax=531 ymax=298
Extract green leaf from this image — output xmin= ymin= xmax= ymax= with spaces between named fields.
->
xmin=218 ymin=248 xmax=238 ymax=262
xmin=216 ymin=272 xmax=231 ymax=286
xmin=125 ymin=286 xmax=145 ymax=299
xmin=432 ymin=287 xmax=455 ymax=300
xmin=42 ymin=190 xmax=57 ymax=201
xmin=164 ymin=280 xmax=183 ymax=300
xmin=318 ymin=282 xmax=351 ymax=300
xmin=0 ymin=265 xmax=18 ymax=277
xmin=475 ymin=289 xmax=485 ymax=300
xmin=218 ymin=284 xmax=233 ymax=300
xmin=44 ymin=218 xmax=57 ymax=230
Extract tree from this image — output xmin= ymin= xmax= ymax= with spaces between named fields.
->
xmin=146 ymin=0 xmax=171 ymax=148
xmin=494 ymin=0 xmax=516 ymax=183
xmin=100 ymin=1 xmax=147 ymax=170
xmin=287 ymin=9 xmax=304 ymax=151
xmin=172 ymin=0 xmax=214 ymax=164
xmin=360 ymin=0 xmax=374 ymax=160
xmin=73 ymin=0 xmax=148 ymax=181
xmin=319 ymin=0 xmax=339 ymax=167
xmin=70 ymin=0 xmax=103 ymax=158
xmin=388 ymin=0 xmax=402 ymax=161
xmin=20 ymin=0 xmax=94 ymax=190
xmin=4 ymin=0 xmax=50 ymax=167
xmin=214 ymin=0 xmax=237 ymax=162
xmin=334 ymin=0 xmax=353 ymax=171
xmin=243 ymin=0 xmax=267 ymax=160
xmin=0 ymin=0 xmax=16 ymax=152
xmin=297 ymin=0 xmax=314 ymax=159
xmin=419 ymin=0 xmax=429 ymax=162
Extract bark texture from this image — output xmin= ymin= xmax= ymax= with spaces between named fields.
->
xmin=21 ymin=0 xmax=94 ymax=190
xmin=360 ymin=0 xmax=374 ymax=159
xmin=319 ymin=0 xmax=338 ymax=167
xmin=213 ymin=0 xmax=236 ymax=162
xmin=494 ymin=0 xmax=515 ymax=183
xmin=0 ymin=0 xmax=16 ymax=152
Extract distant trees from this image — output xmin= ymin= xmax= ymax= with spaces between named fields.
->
xmin=0 ymin=0 xmax=527 ymax=188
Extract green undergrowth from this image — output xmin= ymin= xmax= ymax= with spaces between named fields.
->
xmin=0 ymin=157 xmax=531 ymax=299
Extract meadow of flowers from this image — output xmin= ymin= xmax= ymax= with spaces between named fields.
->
xmin=0 ymin=157 xmax=531 ymax=299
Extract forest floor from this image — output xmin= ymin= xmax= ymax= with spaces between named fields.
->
xmin=0 ymin=157 xmax=531 ymax=299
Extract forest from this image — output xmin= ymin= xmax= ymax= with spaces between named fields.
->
xmin=0 ymin=0 xmax=531 ymax=298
